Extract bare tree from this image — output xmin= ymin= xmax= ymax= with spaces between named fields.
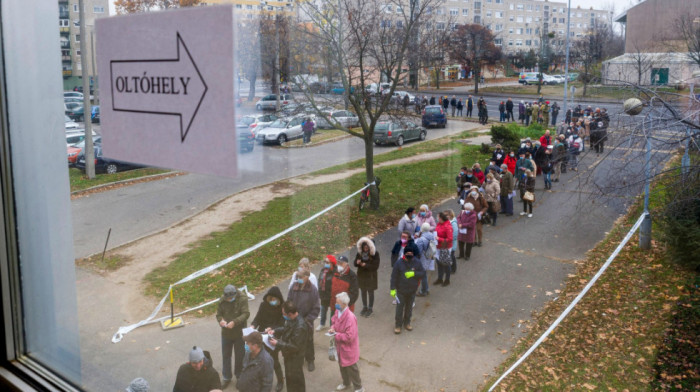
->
xmin=292 ymin=0 xmax=443 ymax=209
xmin=572 ymin=24 xmax=611 ymax=96
xmin=676 ymin=14 xmax=700 ymax=67
xmin=448 ymin=23 xmax=501 ymax=94
xmin=114 ymin=0 xmax=200 ymax=14
xmin=627 ymin=40 xmax=657 ymax=86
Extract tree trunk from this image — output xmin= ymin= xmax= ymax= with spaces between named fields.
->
xmin=364 ymin=135 xmax=380 ymax=210
xmin=247 ymin=75 xmax=256 ymax=101
xmin=537 ymin=72 xmax=542 ymax=94
xmin=474 ymin=67 xmax=479 ymax=94
xmin=435 ymin=68 xmax=440 ymax=89
xmin=582 ymin=63 xmax=589 ymax=97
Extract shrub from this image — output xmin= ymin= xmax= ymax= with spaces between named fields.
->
xmin=480 ymin=142 xmax=492 ymax=155
xmin=490 ymin=125 xmax=520 ymax=152
xmin=657 ymin=166 xmax=700 ymax=271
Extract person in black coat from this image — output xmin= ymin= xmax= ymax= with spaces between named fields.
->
xmin=466 ymin=95 xmax=474 ymax=117
xmin=173 ymin=347 xmax=222 ymax=392
xmin=268 ymin=301 xmax=308 ymax=392
xmin=251 ymin=286 xmax=285 ymax=391
xmin=429 ymin=96 xmax=436 ymax=105
xmin=491 ymin=144 xmax=505 ymax=167
xmin=449 ymin=96 xmax=457 ymax=116
xmin=353 ymin=237 xmax=380 ymax=318
xmin=390 ymin=244 xmax=424 ymax=334
xmin=506 ymin=98 xmax=514 ymax=122
xmin=442 ymin=96 xmax=449 ymax=112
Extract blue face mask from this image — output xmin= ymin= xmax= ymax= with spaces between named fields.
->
xmin=296 ymin=278 xmax=304 ymax=285
xmin=420 ymin=212 xmax=426 ymax=217
xmin=269 ymin=299 xmax=279 ymax=306
xmin=244 ymin=343 xmax=250 ymax=353
xmin=335 ymin=304 xmax=342 ymax=311
xmin=459 ymin=171 xmax=464 ymax=176
xmin=412 ymin=214 xmax=417 ymax=219
xmin=283 ymin=315 xmax=290 ymax=321
xmin=324 ymin=263 xmax=331 ymax=269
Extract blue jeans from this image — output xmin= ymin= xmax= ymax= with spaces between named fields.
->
xmin=420 ymin=273 xmax=429 ymax=294
xmin=222 ymin=335 xmax=245 ymax=381
xmin=544 ymin=172 xmax=552 ymax=187
xmin=395 ymin=292 xmax=415 ymax=328
xmin=320 ymin=304 xmax=330 ymax=326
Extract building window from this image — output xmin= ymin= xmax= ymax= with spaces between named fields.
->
xmin=517 ymin=16 xmax=523 ymax=22
xmin=450 ymin=23 xmax=457 ymax=30
xmin=396 ymin=6 xmax=402 ymax=13
xmin=535 ymin=17 xmax=540 ymax=22
xmin=526 ymin=16 xmax=532 ymax=23
xmin=525 ymin=39 xmax=532 ymax=46
xmin=495 ymin=24 xmax=503 ymax=31
xmin=73 ymin=4 xmax=78 ymax=12
xmin=495 ymin=0 xmax=502 ymax=3
xmin=577 ymin=12 xmax=582 ymax=17
xmin=76 ymin=49 xmax=81 ymax=56
xmin=474 ymin=15 xmax=481 ymax=23
xmin=517 ymin=4 xmax=524 ymax=10
xmin=508 ymin=28 xmax=513 ymax=33
xmin=75 ymin=34 xmax=80 ymax=43
xmin=516 ymin=39 xmax=523 ymax=46
xmin=495 ymin=11 xmax=503 ymax=18
xmin=516 ymin=28 xmax=522 ymax=34
xmin=509 ymin=4 xmax=514 ymax=10
xmin=93 ymin=6 xmax=104 ymax=13
xmin=245 ymin=4 xmax=252 ymax=9
xmin=535 ymin=5 xmax=540 ymax=11
xmin=494 ymin=38 xmax=502 ymax=46
xmin=462 ymin=8 xmax=469 ymax=16
xmin=486 ymin=10 xmax=492 ymax=17
xmin=560 ymin=18 xmax=565 ymax=23
xmin=385 ymin=5 xmax=393 ymax=13
xmin=525 ymin=27 xmax=532 ymax=34
xmin=73 ymin=19 xmax=80 ymax=27
xmin=436 ymin=22 xmax=445 ymax=30
xmin=59 ymin=19 xmax=69 ymax=27
xmin=396 ymin=20 xmax=403 ymax=28
xmin=552 ymin=8 xmax=557 ymax=12
xmin=508 ymin=40 xmax=513 ymax=46
xmin=509 ymin=15 xmax=514 ymax=21
xmin=552 ymin=17 xmax=556 ymax=23
xmin=436 ymin=7 xmax=443 ymax=15
xmin=527 ymin=5 xmax=532 ymax=11
xmin=474 ymin=2 xmax=481 ymax=10
xmin=450 ymin=8 xmax=458 ymax=16
xmin=235 ymin=4 xmax=241 ymax=8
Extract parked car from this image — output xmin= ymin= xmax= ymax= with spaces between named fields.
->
xmin=421 ymin=105 xmax=447 ymax=128
xmin=75 ymin=144 xmax=142 ymax=174
xmin=64 ymin=97 xmax=83 ymax=104
xmin=237 ymin=114 xmax=278 ymax=135
xmin=65 ymin=115 xmax=79 ymax=129
xmin=65 ymin=129 xmax=97 ymax=148
xmin=330 ymin=83 xmax=355 ymax=95
xmin=255 ymin=116 xmax=313 ymax=145
xmin=65 ymin=102 xmax=84 ymax=121
xmin=366 ymin=82 xmax=391 ymax=95
xmin=373 ymin=120 xmax=426 ymax=146
xmin=310 ymin=81 xmax=331 ymax=94
xmin=255 ymin=94 xmax=294 ymax=111
xmin=63 ymin=91 xmax=83 ymax=100
xmin=552 ymin=75 xmax=566 ymax=84
xmin=236 ymin=124 xmax=255 ymax=153
xmin=67 ymin=136 xmax=102 ymax=166
xmin=316 ymin=110 xmax=360 ymax=129
xmin=91 ymin=106 xmax=100 ymax=124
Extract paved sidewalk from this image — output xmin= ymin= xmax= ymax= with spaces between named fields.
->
xmin=76 ymin=143 xmax=628 ymax=391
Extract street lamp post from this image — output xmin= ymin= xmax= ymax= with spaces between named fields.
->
xmin=563 ymin=0 xmax=571 ymax=119
xmin=78 ymin=0 xmax=95 ymax=179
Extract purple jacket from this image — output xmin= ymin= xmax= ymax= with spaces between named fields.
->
xmin=456 ymin=210 xmax=477 ymax=243
xmin=331 ymin=308 xmax=360 ymax=367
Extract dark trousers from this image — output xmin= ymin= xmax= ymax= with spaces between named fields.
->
xmin=552 ymin=113 xmax=558 ymax=125
xmin=339 ymin=362 xmax=362 ymax=389
xmin=500 ymin=194 xmax=513 ymax=215
xmin=222 ymin=335 xmax=245 ymax=380
xmin=593 ymin=139 xmax=605 ymax=153
xmin=458 ymin=241 xmax=473 ymax=258
xmin=487 ymin=202 xmax=498 ymax=225
xmin=522 ymin=200 xmax=533 ymax=214
xmin=507 ymin=110 xmax=514 ymax=121
xmin=395 ymin=292 xmax=415 ymax=328
xmin=302 ymin=131 xmax=311 ymax=144
xmin=437 ymin=262 xmax=451 ymax=282
xmin=264 ymin=345 xmax=284 ymax=385
xmin=360 ymin=288 xmax=375 ymax=309
xmin=467 ymin=107 xmax=472 ymax=117
xmin=525 ymin=115 xmax=530 ymax=126
xmin=305 ymin=324 xmax=314 ymax=362
xmin=283 ymin=354 xmax=305 ymax=392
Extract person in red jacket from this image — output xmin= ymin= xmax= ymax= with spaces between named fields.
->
xmin=433 ymin=212 xmax=454 ymax=287
xmin=330 ymin=256 xmax=359 ymax=316
xmin=503 ymin=150 xmax=517 ymax=174
xmin=539 ymin=129 xmax=551 ymax=149
xmin=472 ymin=163 xmax=485 ymax=185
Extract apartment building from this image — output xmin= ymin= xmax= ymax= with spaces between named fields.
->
xmin=58 ymin=0 xmax=108 ymax=90
xmin=205 ymin=0 xmax=297 ymax=20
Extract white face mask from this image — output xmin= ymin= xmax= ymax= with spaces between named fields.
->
xmin=337 ymin=265 xmax=345 ymax=273
xmin=471 ymin=191 xmax=477 ymax=198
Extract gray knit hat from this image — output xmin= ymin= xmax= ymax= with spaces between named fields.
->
xmin=126 ymin=378 xmax=149 ymax=392
xmin=223 ymin=284 xmax=237 ymax=299
xmin=189 ymin=346 xmax=205 ymax=363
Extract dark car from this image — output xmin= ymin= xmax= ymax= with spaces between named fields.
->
xmin=75 ymin=144 xmax=143 ymax=174
xmin=421 ymin=105 xmax=447 ymax=128
xmin=65 ymin=102 xmax=84 ymax=122
xmin=236 ymin=124 xmax=255 ymax=153
xmin=91 ymin=106 xmax=100 ymax=124
xmin=373 ymin=120 xmax=426 ymax=146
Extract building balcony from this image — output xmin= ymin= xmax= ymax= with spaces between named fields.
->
xmin=60 ymin=26 xmax=70 ymax=34
xmin=60 ymin=41 xmax=70 ymax=49
xmin=62 ymin=55 xmax=71 ymax=62
xmin=62 ymin=69 xmax=72 ymax=76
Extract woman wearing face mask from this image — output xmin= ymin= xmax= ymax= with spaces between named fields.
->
xmin=414 ymin=223 xmax=436 ymax=296
xmin=433 ymin=212 xmax=454 ymax=287
xmin=463 ymin=186 xmax=488 ymax=247
xmin=457 ymin=203 xmax=477 ymax=260
xmin=415 ymin=204 xmax=436 ymax=234
xmin=288 ymin=257 xmax=318 ymax=291
xmin=316 ymin=255 xmax=337 ymax=332
xmin=397 ymin=207 xmax=417 ymax=238
xmin=504 ymin=150 xmax=517 ymax=175
xmin=484 ymin=172 xmax=501 ymax=226
xmin=331 ymin=256 xmax=360 ymax=315
xmin=286 ymin=269 xmax=321 ymax=373
xmin=250 ymin=286 xmax=285 ymax=391
xmin=329 ymin=292 xmax=364 ymax=392
xmin=353 ymin=237 xmax=380 ymax=318
xmin=518 ymin=169 xmax=536 ymax=218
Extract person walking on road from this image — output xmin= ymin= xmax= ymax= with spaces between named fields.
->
xmin=250 ymin=287 xmax=285 ymax=391
xmin=466 ymin=95 xmax=473 ymax=118
xmin=463 ymin=186 xmax=488 ymax=247
xmin=456 ymin=202 xmax=477 ymax=260
xmin=415 ymin=204 xmax=437 ymax=233
xmin=414 ymin=223 xmax=436 ymax=296
xmin=484 ymin=173 xmax=501 ymax=226
xmin=506 ymin=98 xmax=514 ymax=122
xmin=397 ymin=207 xmax=418 ymax=238
xmin=433 ymin=212 xmax=454 ymax=286
xmin=286 ymin=269 xmax=320 ymax=373
xmin=518 ymin=169 xmax=536 ymax=218
xmin=450 ymin=95 xmax=457 ymax=117
xmin=390 ymin=242 xmax=424 ymax=334
xmin=316 ymin=255 xmax=336 ymax=332
xmin=499 ymin=164 xmax=514 ymax=216
xmin=216 ymin=284 xmax=250 ymax=388
xmin=353 ymin=237 xmax=380 ymax=317
xmin=173 ymin=346 xmax=222 ymax=392
xmin=329 ymin=292 xmax=364 ymax=392
xmin=267 ymin=301 xmax=308 ymax=392
xmin=236 ymin=331 xmax=274 ymax=392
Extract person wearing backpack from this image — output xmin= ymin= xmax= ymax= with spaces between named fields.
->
xmin=414 ymin=223 xmax=436 ymax=296
xmin=567 ymin=133 xmax=583 ymax=171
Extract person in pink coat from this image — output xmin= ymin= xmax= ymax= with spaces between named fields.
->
xmin=329 ymin=292 xmax=364 ymax=392
xmin=457 ymin=202 xmax=477 ymax=261
xmin=415 ymin=204 xmax=437 ymax=235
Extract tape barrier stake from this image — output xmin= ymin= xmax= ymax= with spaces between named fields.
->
xmin=112 ymin=184 xmax=370 ymax=343
xmin=488 ymin=212 xmax=648 ymax=391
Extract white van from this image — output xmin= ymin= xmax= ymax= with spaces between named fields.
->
xmin=519 ymin=72 xmax=558 ymax=85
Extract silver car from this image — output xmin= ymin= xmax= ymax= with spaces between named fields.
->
xmin=255 ymin=116 xmax=314 ymax=145
xmin=316 ymin=110 xmax=360 ymax=129
xmin=237 ymin=114 xmax=278 ymax=135
xmin=255 ymin=94 xmax=294 ymax=111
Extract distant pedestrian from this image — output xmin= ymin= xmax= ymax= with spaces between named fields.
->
xmin=456 ymin=202 xmax=477 ymax=260
xmin=518 ymin=100 xmax=525 ymax=123
xmin=518 ymin=169 xmax=536 ymax=218
xmin=216 ymin=284 xmax=250 ymax=388
xmin=390 ymin=241 xmax=424 ymax=334
xmin=525 ymin=103 xmax=532 ymax=126
xmin=287 ymin=269 xmax=320 ymax=373
xmin=456 ymin=99 xmax=463 ymax=116
xmin=267 ymin=301 xmax=308 ymax=392
xmin=506 ymin=98 xmax=514 ymax=122
xmin=541 ymin=101 xmax=550 ymax=126
xmin=173 ymin=346 xmax=222 ymax=392
xmin=236 ymin=331 xmax=274 ymax=392
xmin=329 ymin=292 xmax=364 ymax=392
xmin=402 ymin=94 xmax=410 ymax=111
xmin=442 ymin=96 xmax=449 ymax=112
xmin=354 ymin=237 xmax=380 ymax=317
xmin=499 ymin=164 xmax=514 ymax=216
xmin=450 ymin=95 xmax=457 ymax=116
xmin=429 ymin=96 xmax=436 ymax=105
xmin=466 ymin=95 xmax=474 ymax=117
xmin=302 ymin=117 xmax=314 ymax=144
xmin=551 ymin=102 xmax=560 ymax=125
xmin=498 ymin=101 xmax=506 ymax=122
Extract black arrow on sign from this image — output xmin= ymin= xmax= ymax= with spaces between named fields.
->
xmin=110 ymin=32 xmax=208 ymax=142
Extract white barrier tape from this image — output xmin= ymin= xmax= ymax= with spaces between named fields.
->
xmin=112 ymin=184 xmax=370 ymax=343
xmin=488 ymin=212 xmax=648 ymax=391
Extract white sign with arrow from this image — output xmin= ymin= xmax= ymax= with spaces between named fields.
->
xmin=96 ymin=6 xmax=237 ymax=177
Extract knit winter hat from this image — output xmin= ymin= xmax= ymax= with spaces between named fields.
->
xmin=189 ymin=346 xmax=204 ymax=363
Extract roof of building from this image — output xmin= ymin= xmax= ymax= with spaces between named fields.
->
xmin=603 ymin=52 xmax=697 ymax=65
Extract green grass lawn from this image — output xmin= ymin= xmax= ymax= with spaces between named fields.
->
xmin=142 ymin=138 xmax=491 ymax=310
xmin=69 ymin=167 xmax=172 ymax=192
